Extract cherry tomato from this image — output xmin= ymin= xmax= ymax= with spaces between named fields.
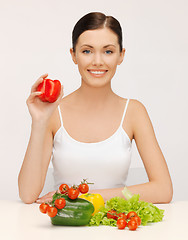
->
xmin=127 ymin=211 xmax=137 ymax=219
xmin=47 ymin=206 xmax=58 ymax=218
xmin=127 ymin=219 xmax=138 ymax=231
xmin=68 ymin=187 xmax=80 ymax=200
xmin=118 ymin=212 xmax=127 ymax=220
xmin=59 ymin=184 xmax=69 ymax=194
xmin=37 ymin=79 xmax=61 ymax=103
xmin=39 ymin=203 xmax=49 ymax=214
xmin=107 ymin=210 xmax=118 ymax=220
xmin=131 ymin=216 xmax=141 ymax=226
xmin=117 ymin=218 xmax=127 ymax=229
xmin=79 ymin=183 xmax=89 ymax=194
xmin=55 ymin=198 xmax=66 ymax=209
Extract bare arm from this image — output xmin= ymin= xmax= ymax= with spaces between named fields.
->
xmin=91 ymin=100 xmax=173 ymax=203
xmin=18 ymin=121 xmax=53 ymax=204
xmin=18 ymin=73 xmax=64 ymax=204
xmin=127 ymin=100 xmax=173 ymax=203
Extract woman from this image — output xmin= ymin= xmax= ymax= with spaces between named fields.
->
xmin=18 ymin=12 xmax=173 ymax=204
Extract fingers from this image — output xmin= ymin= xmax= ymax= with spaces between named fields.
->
xmin=31 ymin=73 xmax=48 ymax=93
xmin=39 ymin=73 xmax=48 ymax=79
xmin=35 ymin=197 xmax=52 ymax=204
xmin=36 ymin=197 xmax=52 ymax=204
xmin=35 ymin=191 xmax=56 ymax=204
xmin=26 ymin=91 xmax=42 ymax=105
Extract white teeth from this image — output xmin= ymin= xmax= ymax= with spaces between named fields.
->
xmin=89 ymin=71 xmax=106 ymax=74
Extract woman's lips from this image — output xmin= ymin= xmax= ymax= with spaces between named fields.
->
xmin=87 ymin=70 xmax=108 ymax=78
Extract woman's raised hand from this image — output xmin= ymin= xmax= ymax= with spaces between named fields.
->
xmin=26 ymin=73 xmax=64 ymax=123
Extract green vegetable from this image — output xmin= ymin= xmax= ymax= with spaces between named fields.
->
xmin=51 ymin=193 xmax=94 ymax=226
xmin=89 ymin=188 xmax=164 ymax=226
xmin=122 ymin=186 xmax=134 ymax=199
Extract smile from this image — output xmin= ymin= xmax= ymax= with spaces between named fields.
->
xmin=88 ymin=70 xmax=108 ymax=77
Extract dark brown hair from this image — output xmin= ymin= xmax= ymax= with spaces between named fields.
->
xmin=72 ymin=12 xmax=123 ymax=52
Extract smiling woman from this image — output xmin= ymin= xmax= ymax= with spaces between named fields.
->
xmin=70 ymin=27 xmax=125 ymax=88
xmin=18 ymin=12 xmax=173 ymax=204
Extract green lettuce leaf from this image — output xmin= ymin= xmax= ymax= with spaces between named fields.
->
xmin=88 ymin=193 xmax=164 ymax=226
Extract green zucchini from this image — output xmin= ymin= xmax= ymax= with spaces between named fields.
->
xmin=50 ymin=194 xmax=94 ymax=226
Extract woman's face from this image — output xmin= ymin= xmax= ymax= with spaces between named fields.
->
xmin=70 ymin=28 xmax=125 ymax=88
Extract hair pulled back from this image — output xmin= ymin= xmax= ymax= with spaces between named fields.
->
xmin=72 ymin=12 xmax=123 ymax=52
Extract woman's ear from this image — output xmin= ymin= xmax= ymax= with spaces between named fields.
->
xmin=118 ymin=48 xmax=126 ymax=65
xmin=70 ymin=48 xmax=77 ymax=64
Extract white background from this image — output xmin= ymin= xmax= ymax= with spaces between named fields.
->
xmin=0 ymin=0 xmax=187 ymax=201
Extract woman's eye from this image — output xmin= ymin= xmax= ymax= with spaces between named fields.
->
xmin=105 ymin=50 xmax=113 ymax=54
xmin=83 ymin=50 xmax=91 ymax=54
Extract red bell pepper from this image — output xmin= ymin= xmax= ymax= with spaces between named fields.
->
xmin=37 ymin=79 xmax=61 ymax=103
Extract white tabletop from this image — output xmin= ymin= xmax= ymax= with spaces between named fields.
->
xmin=1 ymin=200 xmax=188 ymax=240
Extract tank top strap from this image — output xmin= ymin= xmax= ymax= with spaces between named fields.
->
xmin=58 ymin=105 xmax=63 ymax=126
xmin=120 ymin=99 xmax=130 ymax=126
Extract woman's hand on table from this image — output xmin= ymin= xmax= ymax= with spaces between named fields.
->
xmin=35 ymin=191 xmax=57 ymax=204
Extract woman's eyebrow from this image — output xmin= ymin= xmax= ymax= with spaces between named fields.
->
xmin=103 ymin=44 xmax=116 ymax=48
xmin=80 ymin=44 xmax=116 ymax=48
xmin=80 ymin=44 xmax=93 ymax=48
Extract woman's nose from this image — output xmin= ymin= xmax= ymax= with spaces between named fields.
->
xmin=92 ymin=53 xmax=104 ymax=66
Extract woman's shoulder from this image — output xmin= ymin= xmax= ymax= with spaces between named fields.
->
xmin=128 ymin=99 xmax=151 ymax=130
xmin=129 ymin=99 xmax=147 ymax=111
xmin=119 ymin=97 xmax=147 ymax=112
xmin=123 ymin=98 xmax=149 ymax=125
xmin=118 ymin=98 xmax=148 ymax=141
xmin=128 ymin=99 xmax=149 ymax=119
xmin=108 ymin=96 xmax=148 ymax=119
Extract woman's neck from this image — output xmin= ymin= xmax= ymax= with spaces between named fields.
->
xmin=75 ymin=80 xmax=117 ymax=109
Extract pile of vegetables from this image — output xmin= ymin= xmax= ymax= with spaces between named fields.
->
xmin=89 ymin=195 xmax=164 ymax=230
xmin=39 ymin=179 xmax=104 ymax=226
xmin=39 ymin=181 xmax=164 ymax=230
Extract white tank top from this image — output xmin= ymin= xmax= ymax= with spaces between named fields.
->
xmin=51 ymin=99 xmax=132 ymax=190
